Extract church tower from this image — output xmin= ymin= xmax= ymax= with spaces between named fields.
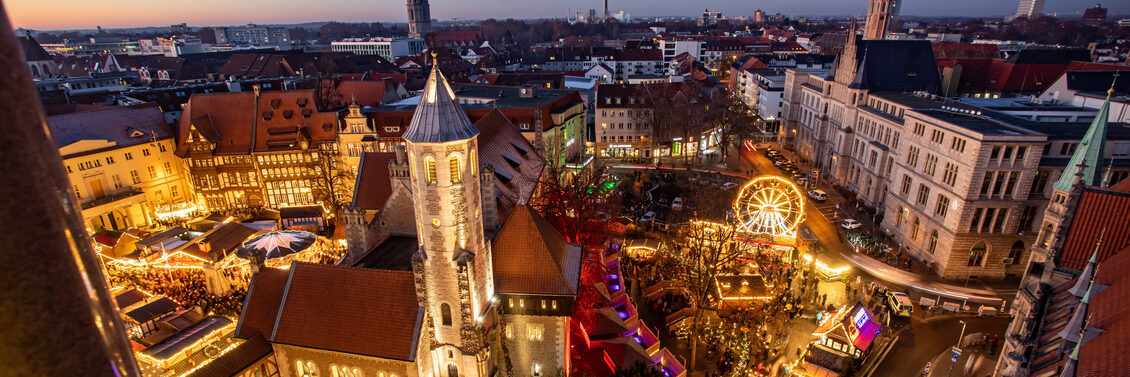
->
xmin=834 ymin=20 xmax=860 ymax=87
xmin=405 ymin=57 xmax=493 ymax=377
xmin=407 ymin=0 xmax=433 ymax=39
xmin=863 ymin=0 xmax=898 ymax=40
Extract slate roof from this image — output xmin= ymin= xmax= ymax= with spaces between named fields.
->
xmin=237 ymin=263 xmax=422 ymax=361
xmin=491 ymin=205 xmax=582 ymax=296
xmin=473 ymin=109 xmax=544 ymax=220
xmin=186 ymin=333 xmax=273 ymax=377
xmin=124 ymin=297 xmax=180 ymax=324
xmin=402 ymin=64 xmax=479 ymax=143
xmin=353 ymin=235 xmax=418 ymax=271
xmin=839 ymin=39 xmax=942 ymax=93
xmin=1064 ymin=70 xmax=1130 ymax=97
xmin=352 ymin=152 xmax=398 ymax=210
xmin=47 ymin=105 xmax=172 ymax=153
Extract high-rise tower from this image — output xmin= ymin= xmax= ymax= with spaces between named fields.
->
xmin=404 ymin=56 xmax=493 ymax=377
xmin=407 ymin=0 xmax=432 ymax=39
xmin=863 ymin=0 xmax=899 ymax=39
xmin=1010 ymin=0 xmax=1046 ymax=21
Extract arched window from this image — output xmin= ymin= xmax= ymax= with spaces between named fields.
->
xmin=425 ymin=157 xmax=437 ymax=184
xmin=441 ymin=303 xmax=452 ymax=326
xmin=449 ymin=155 xmax=462 ymax=183
xmin=1008 ymin=241 xmax=1024 ymax=264
xmin=297 ymin=360 xmax=319 ymax=377
xmin=969 ymin=241 xmax=987 ymax=267
xmin=911 ymin=217 xmax=921 ymax=240
xmin=928 ymin=230 xmax=938 ymax=254
xmin=1039 ymin=224 xmax=1054 ymax=248
xmin=470 ymin=150 xmax=477 ymax=176
xmin=895 ymin=206 xmax=904 ymax=227
xmin=30 ymin=64 xmax=39 ymax=78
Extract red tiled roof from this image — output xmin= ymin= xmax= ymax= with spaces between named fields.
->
xmin=176 ymin=92 xmax=256 ymax=156
xmin=1078 ymin=246 xmax=1130 ymax=377
xmin=492 ymin=205 xmax=582 ymax=295
xmin=270 ymin=263 xmax=421 ymax=360
xmin=234 ymin=268 xmax=290 ymax=339
xmin=176 ymin=91 xmax=337 ymax=157
xmin=1058 ymin=186 xmax=1130 ymax=270
xmin=931 ymin=42 xmax=1000 ymax=59
xmin=352 ymin=152 xmax=397 ymax=210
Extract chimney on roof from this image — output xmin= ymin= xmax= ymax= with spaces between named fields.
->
xmin=533 ymin=109 xmax=545 ymax=156
xmin=519 ymin=84 xmax=536 ymax=98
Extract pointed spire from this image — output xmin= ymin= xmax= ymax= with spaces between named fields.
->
xmin=402 ymin=60 xmax=479 ymax=144
xmin=1061 ymin=332 xmax=1082 ymax=377
xmin=1070 ymin=230 xmax=1102 ymax=297
xmin=1053 ymin=73 xmax=1118 ymax=193
xmin=1060 ymin=281 xmax=1096 ymax=343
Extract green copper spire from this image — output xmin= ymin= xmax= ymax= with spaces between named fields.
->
xmin=1053 ymin=76 xmax=1117 ymax=193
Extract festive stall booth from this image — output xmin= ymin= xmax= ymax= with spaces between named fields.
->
xmin=278 ymin=205 xmax=326 ymax=232
xmin=811 ymin=302 xmax=881 ymax=359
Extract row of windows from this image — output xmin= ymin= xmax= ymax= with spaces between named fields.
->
xmin=422 ymin=154 xmax=473 ymax=185
xmin=503 ymin=323 xmax=546 ymax=341
xmin=600 ymin=122 xmax=649 ymax=130
xmin=970 ymin=207 xmax=1009 ymax=234
xmin=980 ymin=171 xmax=1021 ymax=198
xmin=601 ymin=135 xmax=637 ymax=142
xmin=67 ymin=145 xmax=164 ymax=173
xmin=989 ymin=145 xmax=1028 ymax=163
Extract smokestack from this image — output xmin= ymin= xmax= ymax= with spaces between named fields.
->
xmin=604 ymin=0 xmax=609 ymax=20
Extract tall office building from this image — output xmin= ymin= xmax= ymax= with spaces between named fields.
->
xmin=1010 ymin=0 xmax=1046 ymax=21
xmin=407 ymin=0 xmax=432 ymax=39
xmin=863 ymin=0 xmax=899 ymax=39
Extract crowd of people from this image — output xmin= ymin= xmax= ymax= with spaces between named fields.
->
xmin=106 ymin=264 xmax=250 ymax=319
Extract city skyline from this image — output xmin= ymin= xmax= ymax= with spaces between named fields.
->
xmin=9 ymin=0 xmax=1128 ymax=31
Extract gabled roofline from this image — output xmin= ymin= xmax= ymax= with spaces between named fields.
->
xmin=268 ymin=261 xmax=299 ymax=342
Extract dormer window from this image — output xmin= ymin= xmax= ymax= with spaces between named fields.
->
xmin=302 ymin=108 xmax=313 ymax=118
xmin=283 ymin=110 xmax=294 ymax=119
xmin=262 ymin=111 xmax=273 ymax=120
xmin=297 ymin=97 xmax=308 ymax=107
xmin=269 ymin=98 xmax=281 ymax=108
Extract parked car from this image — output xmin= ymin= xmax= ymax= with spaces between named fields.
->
xmin=672 ymin=197 xmax=684 ymax=210
xmin=774 ymin=159 xmax=789 ymax=167
xmin=721 ymin=182 xmax=739 ymax=190
xmin=639 ymin=211 xmax=656 ymax=223
xmin=841 ymin=219 xmax=862 ymax=230
xmin=808 ymin=190 xmax=828 ymax=202
xmin=886 ymin=291 xmax=914 ymax=317
xmin=795 ymin=177 xmax=808 ymax=186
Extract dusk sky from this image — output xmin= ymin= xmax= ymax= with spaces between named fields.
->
xmin=8 ymin=0 xmax=1128 ymax=31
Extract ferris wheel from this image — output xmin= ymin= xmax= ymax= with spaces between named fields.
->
xmin=733 ymin=176 xmax=806 ymax=238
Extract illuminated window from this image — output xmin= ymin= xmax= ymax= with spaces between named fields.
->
xmin=969 ymin=241 xmax=987 ymax=266
xmin=505 ymin=324 xmax=513 ymax=338
xmin=527 ymin=323 xmax=544 ymax=341
xmin=470 ymin=150 xmax=476 ymax=176
xmin=552 ymin=300 xmax=558 ymax=309
xmin=296 ymin=360 xmax=319 ymax=377
xmin=425 ymin=157 xmax=436 ymax=184
xmin=332 ymin=365 xmax=362 ymax=377
xmin=449 ymin=156 xmax=461 ymax=183
xmin=928 ymin=230 xmax=938 ymax=254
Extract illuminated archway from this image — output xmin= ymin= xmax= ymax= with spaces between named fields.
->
xmin=733 ymin=176 xmax=806 ymax=242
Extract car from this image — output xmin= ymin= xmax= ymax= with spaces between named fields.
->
xmin=721 ymin=182 xmax=739 ymax=190
xmin=841 ymin=219 xmax=862 ymax=230
xmin=774 ymin=160 xmax=788 ymax=167
xmin=672 ymin=197 xmax=684 ymax=210
xmin=808 ymin=190 xmax=828 ymax=201
xmin=795 ymin=177 xmax=808 ymax=186
xmin=638 ymin=211 xmax=656 ymax=222
xmin=886 ymin=291 xmax=914 ymax=317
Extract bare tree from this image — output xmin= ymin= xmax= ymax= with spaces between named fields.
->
xmin=657 ymin=193 xmax=741 ymax=370
xmin=705 ymin=90 xmax=760 ymax=161
xmin=631 ymin=84 xmax=706 ymax=166
xmin=531 ymin=145 xmax=622 ymax=247
xmin=308 ymin=144 xmax=354 ymax=219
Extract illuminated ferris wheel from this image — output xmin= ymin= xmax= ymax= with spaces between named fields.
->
xmin=733 ymin=176 xmax=806 ymax=239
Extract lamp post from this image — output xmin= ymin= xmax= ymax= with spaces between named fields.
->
xmin=946 ymin=320 xmax=967 ymax=377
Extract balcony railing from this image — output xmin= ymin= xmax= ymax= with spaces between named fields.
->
xmin=80 ymin=188 xmax=145 ymax=210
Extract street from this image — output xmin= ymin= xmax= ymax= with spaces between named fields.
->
xmin=873 ymin=315 xmax=1011 ymax=377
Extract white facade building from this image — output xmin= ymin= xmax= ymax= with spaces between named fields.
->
xmin=331 ymin=38 xmax=426 ymax=61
